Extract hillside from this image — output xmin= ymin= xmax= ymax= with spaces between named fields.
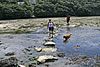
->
xmin=0 ymin=0 xmax=100 ymax=19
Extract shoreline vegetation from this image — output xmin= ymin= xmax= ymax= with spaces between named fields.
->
xmin=0 ymin=0 xmax=100 ymax=19
xmin=0 ymin=16 xmax=100 ymax=34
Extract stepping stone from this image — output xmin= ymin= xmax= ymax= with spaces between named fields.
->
xmin=37 ymin=55 xmax=58 ymax=63
xmin=34 ymin=47 xmax=57 ymax=52
xmin=44 ymin=41 xmax=56 ymax=46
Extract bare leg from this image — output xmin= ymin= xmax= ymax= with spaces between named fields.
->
xmin=51 ymin=31 xmax=53 ymax=38
xmin=67 ymin=22 xmax=69 ymax=25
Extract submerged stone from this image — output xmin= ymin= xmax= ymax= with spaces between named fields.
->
xmin=5 ymin=52 xmax=15 ymax=56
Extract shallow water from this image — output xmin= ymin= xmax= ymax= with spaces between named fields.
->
xmin=0 ymin=27 xmax=100 ymax=67
xmin=54 ymin=27 xmax=100 ymax=56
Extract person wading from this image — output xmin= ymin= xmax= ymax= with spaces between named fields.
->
xmin=66 ymin=16 xmax=70 ymax=25
xmin=47 ymin=19 xmax=54 ymax=38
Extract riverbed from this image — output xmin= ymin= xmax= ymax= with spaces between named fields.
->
xmin=0 ymin=17 xmax=100 ymax=67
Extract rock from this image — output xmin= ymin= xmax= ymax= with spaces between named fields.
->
xmin=73 ymin=45 xmax=80 ymax=49
xmin=0 ymin=42 xmax=3 ymax=45
xmin=68 ymin=25 xmax=76 ymax=27
xmin=0 ymin=57 xmax=18 ymax=67
xmin=44 ymin=41 xmax=56 ymax=46
xmin=34 ymin=47 xmax=57 ymax=52
xmin=75 ymin=23 xmax=81 ymax=26
xmin=42 ymin=48 xmax=57 ymax=52
xmin=28 ymin=46 xmax=33 ymax=48
xmin=29 ymin=53 xmax=32 ymax=55
xmin=34 ymin=47 xmax=42 ymax=52
xmin=57 ymin=52 xmax=65 ymax=57
xmin=45 ymin=64 xmax=49 ymax=67
xmin=37 ymin=55 xmax=58 ymax=63
xmin=25 ymin=48 xmax=31 ymax=52
xmin=81 ymin=56 xmax=88 ymax=60
xmin=3 ymin=47 xmax=7 ymax=50
xmin=5 ymin=52 xmax=15 ymax=56
xmin=29 ymin=64 xmax=36 ymax=67
xmin=19 ymin=65 xmax=26 ymax=67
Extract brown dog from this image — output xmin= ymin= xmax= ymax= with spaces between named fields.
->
xmin=63 ymin=33 xmax=72 ymax=42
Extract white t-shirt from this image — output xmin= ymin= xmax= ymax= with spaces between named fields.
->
xmin=48 ymin=22 xmax=54 ymax=27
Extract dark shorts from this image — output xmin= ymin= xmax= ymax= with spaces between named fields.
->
xmin=67 ymin=19 xmax=70 ymax=23
xmin=49 ymin=27 xmax=54 ymax=31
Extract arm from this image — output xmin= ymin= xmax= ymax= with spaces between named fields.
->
xmin=47 ymin=22 xmax=49 ymax=28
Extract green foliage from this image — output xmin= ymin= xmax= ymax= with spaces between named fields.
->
xmin=34 ymin=0 xmax=100 ymax=17
xmin=0 ymin=0 xmax=33 ymax=19
xmin=34 ymin=2 xmax=55 ymax=17
xmin=1 ymin=0 xmax=100 ymax=18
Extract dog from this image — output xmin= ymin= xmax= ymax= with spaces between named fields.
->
xmin=63 ymin=33 xmax=72 ymax=42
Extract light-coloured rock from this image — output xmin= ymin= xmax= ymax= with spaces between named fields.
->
xmin=37 ymin=55 xmax=58 ymax=63
xmin=34 ymin=47 xmax=57 ymax=52
xmin=34 ymin=47 xmax=42 ymax=52
xmin=63 ymin=23 xmax=81 ymax=27
xmin=42 ymin=48 xmax=57 ymax=52
xmin=44 ymin=41 xmax=56 ymax=46
xmin=68 ymin=25 xmax=76 ymax=27
xmin=19 ymin=65 xmax=26 ymax=67
xmin=75 ymin=23 xmax=81 ymax=26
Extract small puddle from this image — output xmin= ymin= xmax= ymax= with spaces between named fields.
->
xmin=54 ymin=27 xmax=100 ymax=56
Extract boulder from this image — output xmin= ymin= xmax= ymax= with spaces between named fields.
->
xmin=37 ymin=55 xmax=58 ymax=63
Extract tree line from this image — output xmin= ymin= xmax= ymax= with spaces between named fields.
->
xmin=0 ymin=0 xmax=33 ymax=19
xmin=0 ymin=0 xmax=100 ymax=19
xmin=34 ymin=0 xmax=100 ymax=17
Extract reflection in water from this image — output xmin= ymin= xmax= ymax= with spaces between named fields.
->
xmin=63 ymin=40 xmax=68 ymax=44
xmin=66 ymin=27 xmax=70 ymax=33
